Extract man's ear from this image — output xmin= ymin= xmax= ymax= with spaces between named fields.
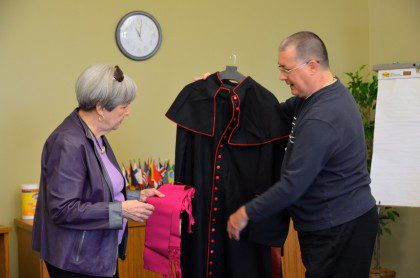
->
xmin=308 ymin=59 xmax=319 ymax=73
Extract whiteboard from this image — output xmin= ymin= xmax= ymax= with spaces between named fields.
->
xmin=370 ymin=67 xmax=420 ymax=207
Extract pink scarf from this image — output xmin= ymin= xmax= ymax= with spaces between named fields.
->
xmin=143 ymin=184 xmax=195 ymax=277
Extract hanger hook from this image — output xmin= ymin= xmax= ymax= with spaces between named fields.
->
xmin=229 ymin=54 xmax=237 ymax=66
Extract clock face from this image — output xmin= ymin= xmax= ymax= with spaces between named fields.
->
xmin=116 ymin=12 xmax=162 ymax=61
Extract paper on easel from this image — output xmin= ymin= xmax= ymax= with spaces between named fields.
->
xmin=370 ymin=67 xmax=420 ymax=207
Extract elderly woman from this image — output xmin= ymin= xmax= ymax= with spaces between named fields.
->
xmin=32 ymin=64 xmax=163 ymax=278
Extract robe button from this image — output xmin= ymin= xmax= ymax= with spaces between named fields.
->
xmin=214 ymin=197 xmax=218 ymax=201
xmin=215 ymin=176 xmax=220 ymax=180
xmin=211 ymin=228 xmax=215 ymax=232
xmin=233 ymin=118 xmax=237 ymax=121
xmin=210 ymin=250 xmax=214 ymax=254
xmin=235 ymin=107 xmax=239 ymax=111
xmin=209 ymin=272 xmax=213 ymax=276
xmin=212 ymin=218 xmax=216 ymax=222
xmin=209 ymin=261 xmax=213 ymax=264
xmin=234 ymin=96 xmax=237 ymax=100
xmin=215 ymin=187 xmax=219 ymax=190
xmin=216 ymin=165 xmax=220 ymax=169
xmin=218 ymin=155 xmax=222 ymax=159
xmin=220 ymin=144 xmax=224 ymax=148
xmin=214 ymin=207 xmax=218 ymax=211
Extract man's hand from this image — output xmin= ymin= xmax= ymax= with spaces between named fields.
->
xmin=121 ymin=200 xmax=155 ymax=222
xmin=139 ymin=188 xmax=165 ymax=202
xmin=227 ymin=206 xmax=249 ymax=240
xmin=194 ymin=72 xmax=211 ymax=81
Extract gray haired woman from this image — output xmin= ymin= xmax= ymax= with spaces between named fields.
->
xmin=32 ymin=64 xmax=164 ymax=277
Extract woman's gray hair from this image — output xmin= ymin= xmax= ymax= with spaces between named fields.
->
xmin=75 ymin=64 xmax=137 ymax=111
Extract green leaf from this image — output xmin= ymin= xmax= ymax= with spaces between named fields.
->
xmin=346 ymin=66 xmax=378 ymax=175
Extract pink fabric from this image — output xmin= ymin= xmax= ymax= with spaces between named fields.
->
xmin=144 ymin=184 xmax=195 ymax=277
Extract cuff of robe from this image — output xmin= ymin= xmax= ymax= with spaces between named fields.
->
xmin=109 ymin=202 xmax=123 ymax=229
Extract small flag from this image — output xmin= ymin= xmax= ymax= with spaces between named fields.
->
xmin=167 ymin=164 xmax=175 ymax=184
xmin=121 ymin=165 xmax=129 ymax=189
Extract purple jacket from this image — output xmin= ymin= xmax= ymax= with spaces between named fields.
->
xmin=32 ymin=109 xmax=127 ymax=277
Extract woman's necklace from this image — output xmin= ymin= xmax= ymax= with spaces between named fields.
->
xmin=87 ymin=126 xmax=106 ymax=154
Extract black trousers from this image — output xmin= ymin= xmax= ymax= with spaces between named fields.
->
xmin=45 ymin=262 xmax=119 ymax=278
xmin=298 ymin=206 xmax=378 ymax=278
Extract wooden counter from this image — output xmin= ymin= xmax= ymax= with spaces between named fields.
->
xmin=14 ymin=218 xmax=305 ymax=277
xmin=0 ymin=225 xmax=12 ymax=278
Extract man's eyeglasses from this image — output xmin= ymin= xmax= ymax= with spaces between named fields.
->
xmin=278 ymin=60 xmax=319 ymax=74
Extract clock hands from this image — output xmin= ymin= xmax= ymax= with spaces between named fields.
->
xmin=135 ymin=27 xmax=141 ymax=40
xmin=135 ymin=20 xmax=143 ymax=40
xmin=140 ymin=20 xmax=143 ymax=37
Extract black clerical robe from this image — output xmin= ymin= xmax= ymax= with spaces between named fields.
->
xmin=166 ymin=73 xmax=295 ymax=278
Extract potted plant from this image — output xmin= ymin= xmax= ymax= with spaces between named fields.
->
xmin=370 ymin=206 xmax=399 ymax=278
xmin=345 ymin=66 xmax=399 ymax=278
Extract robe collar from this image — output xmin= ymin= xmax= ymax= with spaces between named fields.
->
xmin=166 ymin=73 xmax=290 ymax=145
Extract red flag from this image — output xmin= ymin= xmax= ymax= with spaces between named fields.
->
xmin=153 ymin=163 xmax=164 ymax=186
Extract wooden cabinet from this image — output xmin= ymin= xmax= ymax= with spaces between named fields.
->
xmin=15 ymin=218 xmax=53 ymax=278
xmin=282 ymin=221 xmax=306 ymax=278
xmin=14 ymin=219 xmax=161 ymax=278
xmin=0 ymin=225 xmax=11 ymax=278
xmin=118 ymin=221 xmax=161 ymax=278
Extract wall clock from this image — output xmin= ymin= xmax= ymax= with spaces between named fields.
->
xmin=116 ymin=11 xmax=162 ymax=61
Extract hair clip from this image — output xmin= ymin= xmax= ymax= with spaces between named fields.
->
xmin=114 ymin=65 xmax=124 ymax=82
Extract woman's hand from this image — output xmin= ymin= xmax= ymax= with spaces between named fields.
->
xmin=121 ymin=200 xmax=155 ymax=222
xmin=194 ymin=72 xmax=211 ymax=81
xmin=139 ymin=188 xmax=165 ymax=202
